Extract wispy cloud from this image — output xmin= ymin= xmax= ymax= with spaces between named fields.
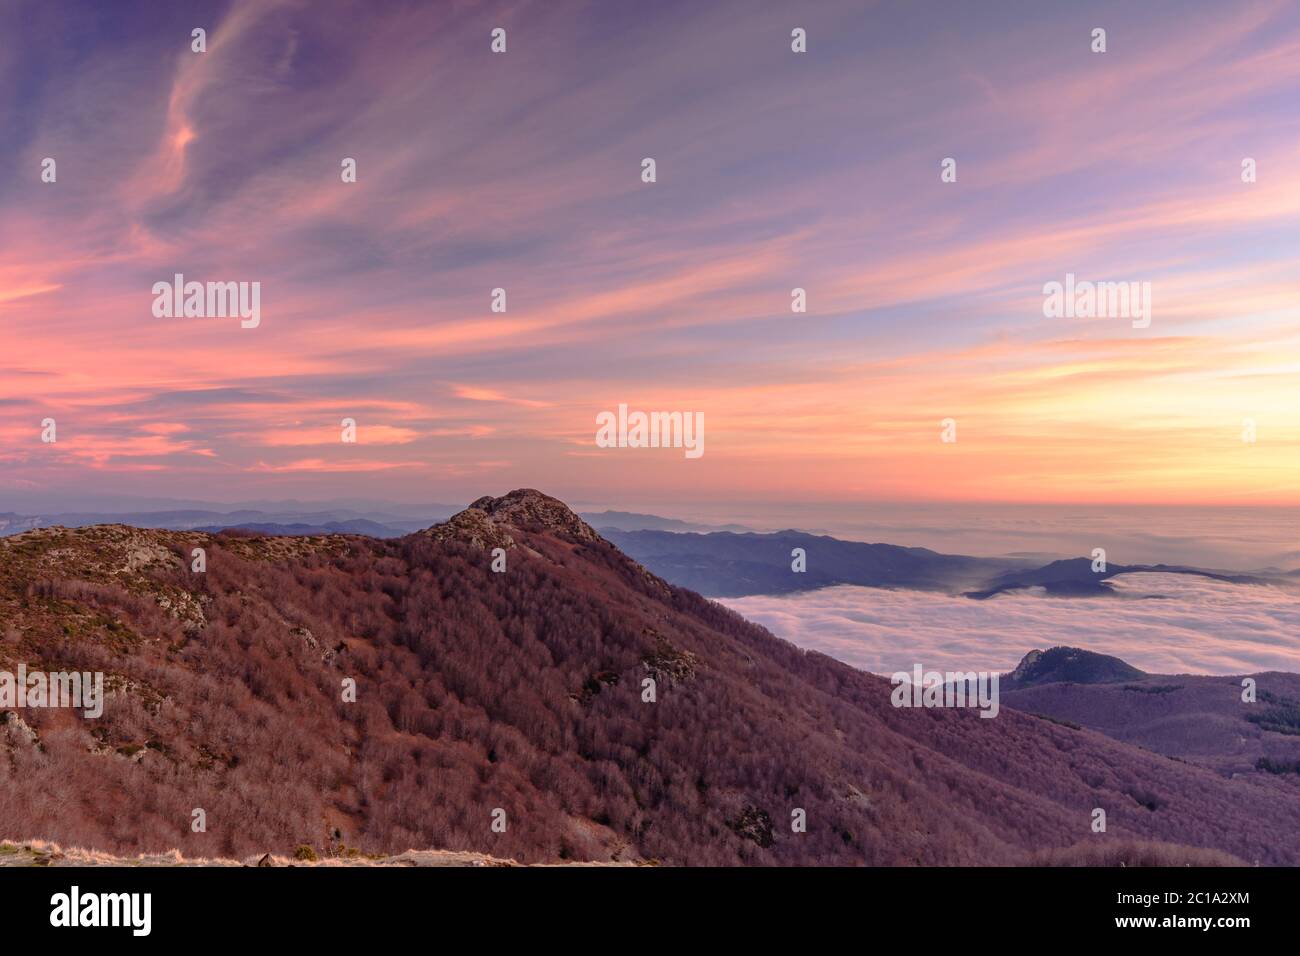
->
xmin=2 ymin=0 xmax=1299 ymax=505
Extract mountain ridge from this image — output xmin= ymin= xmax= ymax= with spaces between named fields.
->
xmin=1 ymin=490 xmax=1297 ymax=865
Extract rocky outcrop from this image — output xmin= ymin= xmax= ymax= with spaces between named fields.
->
xmin=423 ymin=489 xmax=605 ymax=549
xmin=0 ymin=711 xmax=39 ymax=747
xmin=1006 ymin=646 xmax=1146 ymax=688
xmin=726 ymin=806 xmax=774 ymax=848
xmin=642 ymin=636 xmax=699 ymax=685
xmin=424 ymin=506 xmax=517 ymax=551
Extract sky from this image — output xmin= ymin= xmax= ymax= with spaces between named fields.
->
xmin=3 ymin=0 xmax=1300 ymax=514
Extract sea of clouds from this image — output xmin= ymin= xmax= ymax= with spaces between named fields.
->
xmin=721 ymin=572 xmax=1300 ymax=677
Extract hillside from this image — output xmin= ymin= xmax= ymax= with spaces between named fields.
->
xmin=1000 ymin=649 xmax=1300 ymax=777
xmin=1 ymin=490 xmax=1297 ymax=865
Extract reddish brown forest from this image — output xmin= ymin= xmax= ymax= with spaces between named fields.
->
xmin=0 ymin=491 xmax=1296 ymax=865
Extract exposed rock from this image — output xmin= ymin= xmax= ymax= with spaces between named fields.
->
xmin=1013 ymin=649 xmax=1042 ymax=678
xmin=1005 ymin=646 xmax=1145 ymax=688
xmin=726 ymin=805 xmax=774 ymax=848
xmin=291 ymin=625 xmax=336 ymax=663
xmin=642 ymin=638 xmax=699 ymax=684
xmin=293 ymin=626 xmax=317 ymax=650
xmin=424 ymin=507 xmax=516 ymax=551
xmin=470 ymin=489 xmax=604 ymax=542
xmin=122 ymin=543 xmax=179 ymax=573
xmin=155 ymin=588 xmax=207 ymax=631
xmin=424 ymin=489 xmax=604 ymax=549
xmin=0 ymin=711 xmax=39 ymax=747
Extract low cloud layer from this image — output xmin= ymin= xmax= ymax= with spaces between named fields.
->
xmin=722 ymin=572 xmax=1300 ymax=677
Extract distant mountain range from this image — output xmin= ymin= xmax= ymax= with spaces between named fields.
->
xmin=192 ymin=519 xmax=410 ymax=537
xmin=2 ymin=489 xmax=1295 ymax=864
xmin=576 ymin=510 xmax=754 ymax=533
xmin=4 ymin=506 xmax=1283 ymax=601
xmin=0 ymin=507 xmax=457 ymax=539
xmin=601 ymin=528 xmax=1021 ymax=596
xmin=600 ymin=529 xmax=1284 ymax=599
xmin=965 ymin=557 xmax=1272 ymax=599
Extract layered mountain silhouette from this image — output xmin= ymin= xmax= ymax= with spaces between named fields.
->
xmin=1 ymin=490 xmax=1296 ymax=864
xmin=602 ymin=529 xmax=1276 ymax=598
xmin=965 ymin=558 xmax=1270 ymax=599
xmin=602 ymin=528 xmax=1016 ymax=596
xmin=577 ymin=511 xmax=753 ymax=534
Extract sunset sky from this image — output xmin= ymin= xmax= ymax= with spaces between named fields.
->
xmin=3 ymin=0 xmax=1300 ymax=510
